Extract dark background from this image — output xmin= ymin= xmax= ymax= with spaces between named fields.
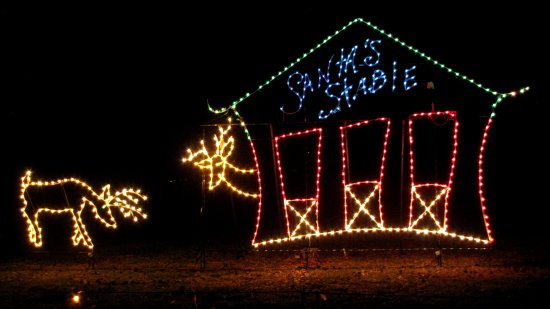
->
xmin=1 ymin=3 xmax=547 ymax=254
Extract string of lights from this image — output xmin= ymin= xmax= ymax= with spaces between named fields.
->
xmin=274 ymin=128 xmax=323 ymax=238
xmin=207 ymin=18 xmax=529 ymax=116
xmin=20 ymin=170 xmax=147 ymax=250
xmin=185 ymin=18 xmax=532 ymax=248
xmin=408 ymin=111 xmax=458 ymax=232
xmin=182 ymin=118 xmax=258 ymax=199
xmin=340 ymin=118 xmax=390 ymax=230
xmin=252 ymin=227 xmax=490 ymax=248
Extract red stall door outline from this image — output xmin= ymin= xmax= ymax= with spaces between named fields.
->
xmin=407 ymin=111 xmax=458 ymax=232
xmin=340 ymin=118 xmax=391 ymax=230
xmin=274 ymin=128 xmax=323 ymax=238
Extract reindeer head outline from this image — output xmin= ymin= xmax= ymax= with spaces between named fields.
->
xmin=86 ymin=184 xmax=148 ymax=229
xmin=182 ymin=121 xmax=258 ymax=198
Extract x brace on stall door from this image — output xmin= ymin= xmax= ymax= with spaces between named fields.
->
xmin=345 ymin=182 xmax=383 ymax=230
xmin=286 ymin=199 xmax=319 ymax=236
xmin=409 ymin=185 xmax=447 ymax=230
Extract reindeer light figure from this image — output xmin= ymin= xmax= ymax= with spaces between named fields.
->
xmin=182 ymin=118 xmax=258 ymax=198
xmin=20 ymin=170 xmax=148 ymax=250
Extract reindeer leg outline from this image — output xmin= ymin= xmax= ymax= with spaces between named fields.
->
xmin=71 ymin=208 xmax=94 ymax=249
xmin=21 ymin=209 xmax=40 ymax=246
xmin=33 ymin=211 xmax=45 ymax=247
xmin=20 ymin=173 xmax=42 ymax=247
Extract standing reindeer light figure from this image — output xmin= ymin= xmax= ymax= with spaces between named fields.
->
xmin=20 ymin=170 xmax=148 ymax=250
xmin=182 ymin=118 xmax=258 ymax=199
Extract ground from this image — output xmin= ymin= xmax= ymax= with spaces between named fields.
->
xmin=1 ymin=241 xmax=549 ymax=308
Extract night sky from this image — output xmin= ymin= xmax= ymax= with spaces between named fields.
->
xmin=1 ymin=4 xmax=547 ymax=253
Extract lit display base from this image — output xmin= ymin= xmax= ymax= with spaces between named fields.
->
xmin=253 ymin=228 xmax=490 ymax=249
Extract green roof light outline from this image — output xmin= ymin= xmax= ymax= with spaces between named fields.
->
xmin=207 ymin=18 xmax=529 ymax=116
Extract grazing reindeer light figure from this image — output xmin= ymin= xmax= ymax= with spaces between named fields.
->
xmin=20 ymin=170 xmax=148 ymax=250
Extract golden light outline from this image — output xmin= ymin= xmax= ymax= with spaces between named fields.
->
xmin=20 ymin=170 xmax=148 ymax=250
xmin=182 ymin=119 xmax=258 ymax=198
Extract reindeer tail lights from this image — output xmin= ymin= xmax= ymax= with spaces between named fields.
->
xmin=20 ymin=170 xmax=148 ymax=250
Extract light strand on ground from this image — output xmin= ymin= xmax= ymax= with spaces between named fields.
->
xmin=20 ymin=170 xmax=147 ymax=250
xmin=252 ymin=227 xmax=490 ymax=248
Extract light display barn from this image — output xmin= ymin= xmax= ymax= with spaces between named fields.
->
xmin=183 ymin=18 xmax=529 ymax=248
